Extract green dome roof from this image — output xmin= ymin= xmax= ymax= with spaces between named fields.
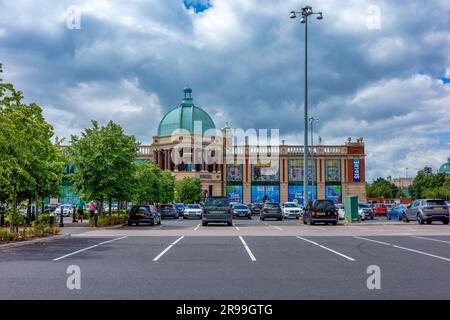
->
xmin=157 ymin=87 xmax=216 ymax=136
xmin=439 ymin=157 xmax=450 ymax=174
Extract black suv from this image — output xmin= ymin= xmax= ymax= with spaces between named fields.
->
xmin=304 ymin=200 xmax=338 ymax=225
xmin=202 ymin=196 xmax=232 ymax=226
xmin=128 ymin=205 xmax=161 ymax=226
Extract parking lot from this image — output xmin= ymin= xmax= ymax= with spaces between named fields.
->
xmin=1 ymin=217 xmax=450 ymax=300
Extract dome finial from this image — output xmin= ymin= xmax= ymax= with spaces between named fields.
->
xmin=183 ymin=86 xmax=192 ymax=99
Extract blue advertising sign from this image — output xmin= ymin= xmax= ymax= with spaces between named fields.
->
xmin=353 ymin=159 xmax=361 ymax=182
xmin=287 ymin=185 xmax=317 ymax=205
xmin=227 ymin=185 xmax=243 ymax=202
xmin=251 ymin=185 xmax=280 ymax=203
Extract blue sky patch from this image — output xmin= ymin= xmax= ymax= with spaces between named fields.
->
xmin=439 ymin=77 xmax=450 ymax=84
xmin=183 ymin=0 xmax=212 ymax=13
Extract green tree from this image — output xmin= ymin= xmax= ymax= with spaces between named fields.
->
xmin=366 ymin=178 xmax=401 ymax=198
xmin=411 ymin=166 xmax=450 ymax=200
xmin=175 ymin=177 xmax=202 ymax=204
xmin=159 ymin=170 xmax=175 ymax=204
xmin=69 ymin=120 xmax=138 ymax=215
xmin=132 ymin=161 xmax=161 ymax=205
xmin=0 ymin=64 xmax=64 ymax=229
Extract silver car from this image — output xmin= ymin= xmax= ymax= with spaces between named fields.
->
xmin=404 ymin=199 xmax=449 ymax=225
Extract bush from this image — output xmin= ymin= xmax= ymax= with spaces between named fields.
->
xmin=31 ymin=221 xmax=60 ymax=237
xmin=89 ymin=213 xmax=128 ymax=227
xmin=4 ymin=212 xmax=27 ymax=227
xmin=0 ymin=228 xmax=19 ymax=241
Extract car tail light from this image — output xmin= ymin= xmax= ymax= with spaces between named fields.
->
xmin=312 ymin=210 xmax=316 ymax=217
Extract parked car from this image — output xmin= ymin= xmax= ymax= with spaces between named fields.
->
xmin=183 ymin=204 xmax=202 ymax=219
xmin=359 ymin=203 xmax=374 ymax=220
xmin=232 ymin=204 xmax=251 ymax=219
xmin=282 ymin=202 xmax=303 ymax=219
xmin=128 ymin=205 xmax=161 ymax=226
xmin=202 ymin=196 xmax=232 ymax=226
xmin=250 ymin=203 xmax=263 ymax=215
xmin=60 ymin=204 xmax=73 ymax=217
xmin=388 ymin=204 xmax=407 ymax=221
xmin=175 ymin=203 xmax=185 ymax=217
xmin=304 ymin=200 xmax=338 ymax=225
xmin=335 ymin=204 xmax=345 ymax=220
xmin=404 ymin=199 xmax=449 ymax=224
xmin=372 ymin=203 xmax=388 ymax=217
xmin=160 ymin=204 xmax=179 ymax=219
xmin=260 ymin=202 xmax=283 ymax=221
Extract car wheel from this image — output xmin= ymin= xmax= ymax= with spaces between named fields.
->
xmin=371 ymin=216 xmax=374 ymax=220
xmin=403 ymin=215 xmax=409 ymax=223
xmin=418 ymin=215 xmax=424 ymax=225
xmin=150 ymin=221 xmax=155 ymax=226
xmin=443 ymin=219 xmax=449 ymax=225
xmin=183 ymin=216 xmax=187 ymax=219
xmin=227 ymin=221 xmax=232 ymax=226
xmin=303 ymin=219 xmax=307 ymax=225
xmin=127 ymin=221 xmax=132 ymax=226
xmin=309 ymin=217 xmax=315 ymax=225
xmin=332 ymin=221 xmax=337 ymax=226
xmin=136 ymin=222 xmax=140 ymax=226
xmin=248 ymin=216 xmax=251 ymax=220
xmin=158 ymin=218 xmax=161 ymax=225
xmin=202 ymin=222 xmax=208 ymax=226
xmin=426 ymin=220 xmax=432 ymax=225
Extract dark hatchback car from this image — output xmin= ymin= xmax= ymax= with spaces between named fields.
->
xmin=202 ymin=196 xmax=232 ymax=226
xmin=304 ymin=200 xmax=338 ymax=225
xmin=175 ymin=203 xmax=185 ymax=217
xmin=160 ymin=204 xmax=179 ymax=219
xmin=250 ymin=203 xmax=263 ymax=215
xmin=260 ymin=202 xmax=283 ymax=221
xmin=128 ymin=205 xmax=161 ymax=226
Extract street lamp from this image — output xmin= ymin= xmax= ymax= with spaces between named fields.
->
xmin=290 ymin=5 xmax=323 ymax=206
xmin=309 ymin=117 xmax=319 ymax=200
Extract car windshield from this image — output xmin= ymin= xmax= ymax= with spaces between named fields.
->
xmin=426 ymin=200 xmax=446 ymax=205
xmin=284 ymin=203 xmax=298 ymax=208
xmin=205 ymin=198 xmax=229 ymax=207
xmin=187 ymin=204 xmax=200 ymax=209
xmin=265 ymin=203 xmax=280 ymax=208
xmin=234 ymin=205 xmax=248 ymax=209
xmin=175 ymin=204 xmax=184 ymax=209
xmin=161 ymin=205 xmax=174 ymax=209
xmin=314 ymin=201 xmax=334 ymax=210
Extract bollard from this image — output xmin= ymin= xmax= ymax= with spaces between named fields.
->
xmin=59 ymin=205 xmax=64 ymax=227
xmin=72 ymin=205 xmax=77 ymax=223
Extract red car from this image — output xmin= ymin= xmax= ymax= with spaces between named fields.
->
xmin=372 ymin=203 xmax=388 ymax=216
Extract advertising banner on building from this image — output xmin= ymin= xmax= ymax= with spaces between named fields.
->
xmin=251 ymin=161 xmax=279 ymax=183
xmin=226 ymin=163 xmax=243 ymax=183
xmin=251 ymin=185 xmax=280 ymax=203
xmin=288 ymin=159 xmax=315 ymax=183
xmin=325 ymin=185 xmax=342 ymax=204
xmin=353 ymin=159 xmax=361 ymax=182
xmin=287 ymin=185 xmax=317 ymax=205
xmin=227 ymin=185 xmax=243 ymax=203
xmin=325 ymin=159 xmax=341 ymax=182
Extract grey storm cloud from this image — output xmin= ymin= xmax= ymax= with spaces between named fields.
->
xmin=0 ymin=0 xmax=449 ymax=180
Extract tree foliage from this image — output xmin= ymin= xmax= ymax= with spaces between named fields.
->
xmin=175 ymin=177 xmax=203 ymax=204
xmin=411 ymin=166 xmax=450 ymax=200
xmin=68 ymin=120 xmax=138 ymax=214
xmin=366 ymin=178 xmax=402 ymax=198
xmin=0 ymin=64 xmax=64 ymax=228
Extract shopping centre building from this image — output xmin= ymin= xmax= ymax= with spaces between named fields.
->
xmin=136 ymin=87 xmax=367 ymax=204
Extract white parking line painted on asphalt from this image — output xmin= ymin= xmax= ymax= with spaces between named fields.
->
xmin=411 ymin=236 xmax=450 ymax=244
xmin=194 ymin=224 xmax=200 ymax=231
xmin=153 ymin=225 xmax=164 ymax=230
xmin=234 ymin=224 xmax=240 ymax=231
xmin=355 ymin=236 xmax=450 ymax=262
xmin=296 ymin=236 xmax=356 ymax=261
xmin=53 ymin=236 xmax=128 ymax=261
xmin=353 ymin=236 xmax=391 ymax=246
xmin=311 ymin=226 xmax=327 ymax=231
xmin=272 ymin=225 xmax=283 ymax=231
xmin=153 ymin=236 xmax=185 ymax=262
xmin=239 ymin=236 xmax=256 ymax=261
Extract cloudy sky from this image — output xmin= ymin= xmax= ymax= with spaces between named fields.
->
xmin=1 ymin=0 xmax=449 ymax=181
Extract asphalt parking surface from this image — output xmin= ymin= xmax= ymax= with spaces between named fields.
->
xmin=1 ymin=217 xmax=450 ymax=299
